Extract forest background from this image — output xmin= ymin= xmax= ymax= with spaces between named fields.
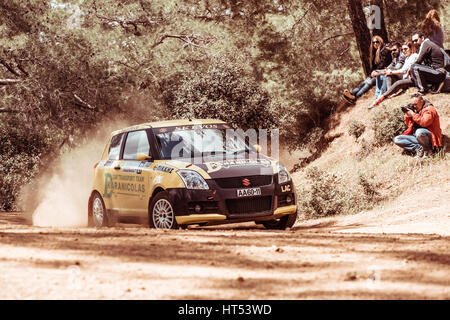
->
xmin=1 ymin=0 xmax=449 ymax=210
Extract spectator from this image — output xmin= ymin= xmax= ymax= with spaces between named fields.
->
xmin=410 ymin=32 xmax=446 ymax=94
xmin=369 ymin=41 xmax=419 ymax=108
xmin=421 ymin=9 xmax=445 ymax=48
xmin=393 ymin=93 xmax=442 ymax=158
xmin=343 ymin=36 xmax=392 ymax=103
xmin=384 ymin=42 xmax=406 ymax=89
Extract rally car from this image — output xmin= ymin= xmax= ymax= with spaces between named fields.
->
xmin=88 ymin=119 xmax=298 ymax=230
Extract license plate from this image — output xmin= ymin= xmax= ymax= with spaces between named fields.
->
xmin=237 ymin=188 xmax=261 ymax=197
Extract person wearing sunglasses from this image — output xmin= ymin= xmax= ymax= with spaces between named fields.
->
xmin=369 ymin=41 xmax=419 ymax=108
xmin=343 ymin=36 xmax=392 ymax=103
xmin=393 ymin=93 xmax=442 ymax=158
xmin=384 ymin=42 xmax=406 ymax=89
xmin=410 ymin=31 xmax=446 ymax=94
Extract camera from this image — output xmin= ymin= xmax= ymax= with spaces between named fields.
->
xmin=401 ymin=103 xmax=416 ymax=113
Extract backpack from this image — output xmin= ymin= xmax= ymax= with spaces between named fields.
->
xmin=441 ymin=48 xmax=450 ymax=72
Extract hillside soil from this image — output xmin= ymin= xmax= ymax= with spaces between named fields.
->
xmin=0 ymin=211 xmax=448 ymax=299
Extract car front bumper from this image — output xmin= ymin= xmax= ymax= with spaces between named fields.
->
xmin=166 ymin=180 xmax=297 ymax=225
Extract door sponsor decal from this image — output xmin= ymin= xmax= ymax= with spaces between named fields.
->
xmin=103 ymin=173 xmax=146 ymax=198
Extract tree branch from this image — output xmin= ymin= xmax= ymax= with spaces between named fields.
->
xmin=0 ymin=79 xmax=21 ymax=85
xmin=152 ymin=34 xmax=216 ymax=49
xmin=0 ymin=108 xmax=20 ymax=113
xmin=73 ymin=93 xmax=97 ymax=111
xmin=0 ymin=59 xmax=21 ymax=77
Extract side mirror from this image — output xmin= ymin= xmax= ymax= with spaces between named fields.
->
xmin=136 ymin=153 xmax=153 ymax=161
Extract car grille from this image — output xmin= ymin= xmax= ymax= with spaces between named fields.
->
xmin=215 ymin=175 xmax=273 ymax=189
xmin=226 ymin=196 xmax=273 ymax=214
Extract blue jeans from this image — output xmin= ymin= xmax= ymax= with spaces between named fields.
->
xmin=393 ymin=128 xmax=432 ymax=152
xmin=375 ymin=74 xmax=387 ymax=98
xmin=351 ymin=77 xmax=376 ymax=98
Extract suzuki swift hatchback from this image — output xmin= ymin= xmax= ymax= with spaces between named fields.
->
xmin=88 ymin=119 xmax=297 ymax=230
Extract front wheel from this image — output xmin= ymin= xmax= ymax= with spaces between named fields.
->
xmin=262 ymin=211 xmax=298 ymax=230
xmin=149 ymin=192 xmax=179 ymax=229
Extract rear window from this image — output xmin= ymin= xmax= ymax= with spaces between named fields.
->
xmin=108 ymin=133 xmax=124 ymax=160
xmin=123 ymin=130 xmax=150 ymax=160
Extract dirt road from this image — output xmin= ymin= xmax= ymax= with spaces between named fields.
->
xmin=0 ymin=212 xmax=448 ymax=299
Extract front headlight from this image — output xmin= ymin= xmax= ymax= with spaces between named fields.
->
xmin=177 ymin=170 xmax=209 ymax=190
xmin=277 ymin=163 xmax=291 ymax=184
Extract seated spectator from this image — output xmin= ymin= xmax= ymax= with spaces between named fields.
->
xmin=410 ymin=32 xmax=446 ymax=94
xmin=369 ymin=41 xmax=419 ymax=108
xmin=384 ymin=42 xmax=406 ymax=89
xmin=343 ymin=36 xmax=392 ymax=103
xmin=393 ymin=93 xmax=442 ymax=158
xmin=421 ymin=9 xmax=445 ymax=48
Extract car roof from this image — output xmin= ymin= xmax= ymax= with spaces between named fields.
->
xmin=111 ymin=119 xmax=227 ymax=135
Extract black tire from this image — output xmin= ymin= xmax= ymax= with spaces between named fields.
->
xmin=89 ymin=192 xmax=116 ymax=227
xmin=149 ymin=191 xmax=179 ymax=229
xmin=262 ymin=211 xmax=298 ymax=230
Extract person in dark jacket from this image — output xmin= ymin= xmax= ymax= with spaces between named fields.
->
xmin=410 ymin=32 xmax=446 ymax=94
xmin=343 ymin=36 xmax=392 ymax=103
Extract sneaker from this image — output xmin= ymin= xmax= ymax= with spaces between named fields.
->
xmin=414 ymin=146 xmax=424 ymax=158
xmin=343 ymin=90 xmax=356 ymax=103
xmin=422 ymin=150 xmax=431 ymax=159
xmin=368 ymin=95 xmax=385 ymax=109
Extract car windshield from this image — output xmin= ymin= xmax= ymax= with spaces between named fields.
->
xmin=154 ymin=126 xmax=253 ymax=160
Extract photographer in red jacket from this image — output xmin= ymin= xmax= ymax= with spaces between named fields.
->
xmin=393 ymin=93 xmax=442 ymax=158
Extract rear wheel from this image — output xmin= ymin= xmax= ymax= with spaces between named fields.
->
xmin=262 ymin=211 xmax=298 ymax=230
xmin=149 ymin=192 xmax=179 ymax=229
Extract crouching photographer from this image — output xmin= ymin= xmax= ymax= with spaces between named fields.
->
xmin=393 ymin=93 xmax=442 ymax=158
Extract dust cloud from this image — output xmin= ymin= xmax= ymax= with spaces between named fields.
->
xmin=20 ymin=120 xmax=131 ymax=227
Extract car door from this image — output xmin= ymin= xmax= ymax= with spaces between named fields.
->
xmin=101 ymin=132 xmax=125 ymax=211
xmin=115 ymin=130 xmax=152 ymax=215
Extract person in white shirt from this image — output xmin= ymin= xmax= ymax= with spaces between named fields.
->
xmin=369 ymin=41 xmax=419 ymax=109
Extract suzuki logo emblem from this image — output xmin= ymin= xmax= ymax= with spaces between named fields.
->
xmin=242 ymin=178 xmax=251 ymax=187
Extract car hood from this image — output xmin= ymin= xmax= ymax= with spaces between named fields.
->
xmin=160 ymin=154 xmax=277 ymax=179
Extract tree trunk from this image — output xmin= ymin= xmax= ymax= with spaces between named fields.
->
xmin=369 ymin=0 xmax=389 ymax=43
xmin=347 ymin=0 xmax=372 ymax=77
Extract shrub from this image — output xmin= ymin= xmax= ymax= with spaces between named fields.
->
xmin=371 ymin=107 xmax=406 ymax=146
xmin=298 ymin=167 xmax=347 ymax=218
xmin=356 ymin=139 xmax=373 ymax=161
xmin=357 ymin=172 xmax=379 ymax=198
xmin=298 ymin=166 xmax=385 ymax=218
xmin=348 ymin=120 xmax=366 ymax=140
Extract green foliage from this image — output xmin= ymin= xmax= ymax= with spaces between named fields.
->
xmin=348 ymin=120 xmax=366 ymax=140
xmin=371 ymin=107 xmax=406 ymax=146
xmin=0 ymin=115 xmax=57 ymax=210
xmin=159 ymin=56 xmax=279 ymax=130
